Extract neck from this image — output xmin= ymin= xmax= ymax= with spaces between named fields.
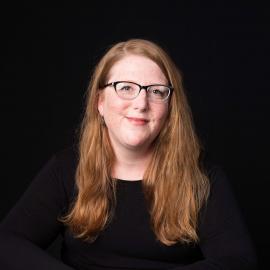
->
xmin=111 ymin=145 xmax=153 ymax=181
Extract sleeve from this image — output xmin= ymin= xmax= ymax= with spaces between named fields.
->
xmin=173 ymin=167 xmax=258 ymax=270
xmin=0 ymin=155 xmax=75 ymax=270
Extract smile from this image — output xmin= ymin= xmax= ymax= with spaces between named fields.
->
xmin=126 ymin=117 xmax=149 ymax=125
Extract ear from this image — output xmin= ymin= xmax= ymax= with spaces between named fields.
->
xmin=97 ymin=92 xmax=104 ymax=116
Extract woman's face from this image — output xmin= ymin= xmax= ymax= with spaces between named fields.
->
xmin=98 ymin=54 xmax=169 ymax=153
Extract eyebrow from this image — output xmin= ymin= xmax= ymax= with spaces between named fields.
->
xmin=111 ymin=80 xmax=169 ymax=86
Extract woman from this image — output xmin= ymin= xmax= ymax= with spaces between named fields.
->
xmin=0 ymin=39 xmax=257 ymax=269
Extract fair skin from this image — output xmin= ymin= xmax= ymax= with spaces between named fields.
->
xmin=98 ymin=54 xmax=169 ymax=180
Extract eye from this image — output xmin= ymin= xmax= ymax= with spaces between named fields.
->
xmin=148 ymin=86 xmax=170 ymax=100
xmin=153 ymin=89 xmax=162 ymax=95
xmin=120 ymin=85 xmax=131 ymax=91
xmin=152 ymin=88 xmax=165 ymax=97
xmin=116 ymin=82 xmax=135 ymax=92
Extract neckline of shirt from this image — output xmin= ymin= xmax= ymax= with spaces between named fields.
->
xmin=115 ymin=179 xmax=142 ymax=183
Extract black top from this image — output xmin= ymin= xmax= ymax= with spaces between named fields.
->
xmin=0 ymin=147 xmax=257 ymax=270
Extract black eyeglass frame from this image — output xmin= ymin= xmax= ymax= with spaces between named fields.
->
xmin=103 ymin=81 xmax=174 ymax=101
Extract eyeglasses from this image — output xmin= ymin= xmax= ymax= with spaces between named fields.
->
xmin=103 ymin=81 xmax=173 ymax=102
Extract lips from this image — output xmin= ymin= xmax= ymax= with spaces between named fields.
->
xmin=126 ymin=116 xmax=149 ymax=125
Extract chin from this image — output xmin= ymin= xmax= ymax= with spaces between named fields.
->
xmin=124 ymin=138 xmax=152 ymax=150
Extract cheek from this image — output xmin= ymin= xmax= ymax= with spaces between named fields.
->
xmin=103 ymin=96 xmax=129 ymax=122
xmin=153 ymin=105 xmax=169 ymax=122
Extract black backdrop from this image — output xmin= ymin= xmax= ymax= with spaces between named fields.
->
xmin=1 ymin=2 xmax=269 ymax=269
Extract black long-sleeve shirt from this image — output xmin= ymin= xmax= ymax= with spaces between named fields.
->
xmin=0 ymin=147 xmax=257 ymax=269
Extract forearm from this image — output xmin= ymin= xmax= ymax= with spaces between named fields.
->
xmin=0 ymin=231 xmax=75 ymax=270
xmin=171 ymin=257 xmax=258 ymax=270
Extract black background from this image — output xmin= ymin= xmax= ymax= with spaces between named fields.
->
xmin=1 ymin=2 xmax=269 ymax=269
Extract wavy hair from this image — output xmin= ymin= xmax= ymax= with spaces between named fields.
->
xmin=61 ymin=39 xmax=210 ymax=245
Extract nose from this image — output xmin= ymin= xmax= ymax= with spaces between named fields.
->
xmin=132 ymin=88 xmax=149 ymax=111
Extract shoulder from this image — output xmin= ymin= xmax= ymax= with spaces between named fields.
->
xmin=52 ymin=144 xmax=79 ymax=167
xmin=36 ymin=145 xmax=79 ymax=202
xmin=199 ymin=160 xmax=241 ymax=225
xmin=200 ymin=157 xmax=229 ymax=188
xmin=199 ymin=159 xmax=238 ymax=212
xmin=42 ymin=144 xmax=79 ymax=179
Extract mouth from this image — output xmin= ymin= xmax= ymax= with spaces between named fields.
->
xmin=126 ymin=116 xmax=149 ymax=125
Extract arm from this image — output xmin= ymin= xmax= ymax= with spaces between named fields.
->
xmin=174 ymin=167 xmax=258 ymax=270
xmin=0 ymin=154 xmax=75 ymax=270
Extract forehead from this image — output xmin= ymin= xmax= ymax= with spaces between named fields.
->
xmin=107 ymin=54 xmax=167 ymax=85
